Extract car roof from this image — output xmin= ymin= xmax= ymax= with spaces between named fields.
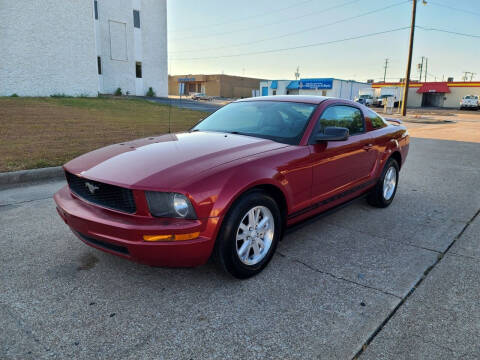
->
xmin=236 ymin=95 xmax=330 ymax=105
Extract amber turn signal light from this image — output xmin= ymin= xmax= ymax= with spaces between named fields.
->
xmin=143 ymin=232 xmax=200 ymax=242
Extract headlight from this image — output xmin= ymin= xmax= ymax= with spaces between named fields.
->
xmin=145 ymin=192 xmax=197 ymax=219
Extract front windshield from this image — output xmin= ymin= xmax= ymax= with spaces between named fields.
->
xmin=360 ymin=95 xmax=373 ymax=99
xmin=192 ymin=101 xmax=317 ymax=145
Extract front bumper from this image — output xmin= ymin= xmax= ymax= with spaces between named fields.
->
xmin=54 ymin=186 xmax=220 ymax=267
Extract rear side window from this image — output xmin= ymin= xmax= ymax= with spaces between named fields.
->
xmin=318 ymin=105 xmax=364 ymax=135
xmin=364 ymin=108 xmax=387 ymax=130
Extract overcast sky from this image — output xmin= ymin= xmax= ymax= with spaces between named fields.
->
xmin=167 ymin=0 xmax=480 ymax=82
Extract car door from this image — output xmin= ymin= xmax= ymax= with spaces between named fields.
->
xmin=308 ymin=104 xmax=377 ymax=204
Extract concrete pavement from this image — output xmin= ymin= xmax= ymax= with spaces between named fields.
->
xmin=361 ymin=214 xmax=480 ymax=360
xmin=1 ymin=137 xmax=479 ymax=359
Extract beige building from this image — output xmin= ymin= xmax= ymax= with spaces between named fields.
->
xmin=372 ymin=81 xmax=480 ymax=108
xmin=169 ymin=74 xmax=264 ymax=99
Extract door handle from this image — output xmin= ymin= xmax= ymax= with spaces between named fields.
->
xmin=363 ymin=144 xmax=373 ymax=151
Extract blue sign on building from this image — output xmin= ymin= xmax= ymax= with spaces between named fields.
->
xmin=299 ymin=78 xmax=333 ymax=90
xmin=178 ymin=78 xmax=195 ymax=83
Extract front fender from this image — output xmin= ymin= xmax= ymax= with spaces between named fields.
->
xmin=184 ymin=146 xmax=311 ymax=221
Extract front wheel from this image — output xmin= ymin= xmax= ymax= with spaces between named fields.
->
xmin=213 ymin=191 xmax=282 ymax=279
xmin=367 ymin=158 xmax=399 ymax=208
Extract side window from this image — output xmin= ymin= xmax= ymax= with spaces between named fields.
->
xmin=318 ymin=105 xmax=364 ymax=135
xmin=365 ymin=108 xmax=387 ymax=130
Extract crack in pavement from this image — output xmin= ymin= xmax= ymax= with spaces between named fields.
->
xmin=0 ymin=196 xmax=53 ymax=208
xmin=352 ymin=207 xmax=480 ymax=359
xmin=276 ymin=251 xmax=401 ymax=299
xmin=0 ymin=302 xmax=51 ymax=355
xmin=325 ymin=221 xmax=443 ymax=254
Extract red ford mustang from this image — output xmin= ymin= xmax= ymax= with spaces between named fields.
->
xmin=54 ymin=96 xmax=409 ymax=278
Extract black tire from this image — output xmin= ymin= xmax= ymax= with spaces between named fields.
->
xmin=367 ymin=158 xmax=400 ymax=208
xmin=213 ymin=191 xmax=282 ymax=279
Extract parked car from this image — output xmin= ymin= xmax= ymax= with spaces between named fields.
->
xmin=355 ymin=88 xmax=375 ymax=106
xmin=459 ymin=95 xmax=479 ymax=110
xmin=54 ymin=96 xmax=409 ymax=278
xmin=191 ymin=93 xmax=213 ymax=101
xmin=377 ymin=87 xmax=403 ymax=107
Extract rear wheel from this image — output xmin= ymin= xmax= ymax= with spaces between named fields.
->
xmin=367 ymin=158 xmax=399 ymax=208
xmin=213 ymin=191 xmax=281 ymax=279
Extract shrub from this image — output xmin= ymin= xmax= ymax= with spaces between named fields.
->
xmin=114 ymin=88 xmax=122 ymax=96
xmin=10 ymin=93 xmax=19 ymax=97
xmin=50 ymin=93 xmax=71 ymax=98
xmin=146 ymin=87 xmax=156 ymax=97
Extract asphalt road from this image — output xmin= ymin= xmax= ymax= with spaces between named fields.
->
xmin=1 ymin=137 xmax=479 ymax=359
xmin=146 ymin=97 xmax=222 ymax=113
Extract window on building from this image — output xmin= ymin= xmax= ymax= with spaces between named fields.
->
xmin=133 ymin=10 xmax=141 ymax=28
xmin=94 ymin=0 xmax=99 ymax=20
xmin=273 ymin=90 xmax=277 ymax=96
xmin=322 ymin=90 xmax=327 ymax=96
xmin=97 ymin=56 xmax=102 ymax=75
xmin=136 ymin=62 xmax=142 ymax=78
xmin=197 ymin=84 xmax=202 ymax=92
xmin=318 ymin=105 xmax=365 ymax=135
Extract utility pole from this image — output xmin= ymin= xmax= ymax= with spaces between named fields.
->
xmin=383 ymin=58 xmax=389 ymax=82
xmin=419 ymin=56 xmax=424 ymax=81
xmin=295 ymin=66 xmax=300 ymax=80
xmin=424 ymin=57 xmax=428 ymax=82
xmin=401 ymin=0 xmax=418 ymax=116
xmin=471 ymin=73 xmax=477 ymax=81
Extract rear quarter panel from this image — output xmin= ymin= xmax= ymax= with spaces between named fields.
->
xmin=370 ymin=123 xmax=409 ymax=178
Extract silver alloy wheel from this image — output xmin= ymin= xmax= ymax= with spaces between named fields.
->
xmin=236 ymin=206 xmax=275 ymax=266
xmin=383 ymin=166 xmax=397 ymax=201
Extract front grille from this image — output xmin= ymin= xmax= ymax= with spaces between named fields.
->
xmin=76 ymin=232 xmax=129 ymax=255
xmin=65 ymin=172 xmax=136 ymax=214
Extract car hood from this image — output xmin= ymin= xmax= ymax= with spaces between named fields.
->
xmin=64 ymin=131 xmax=288 ymax=189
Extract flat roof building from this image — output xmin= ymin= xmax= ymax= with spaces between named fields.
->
xmin=372 ymin=81 xmax=480 ymax=108
xmin=169 ymin=74 xmax=265 ymax=99
xmin=260 ymin=78 xmax=371 ymax=101
xmin=0 ymin=0 xmax=168 ymax=97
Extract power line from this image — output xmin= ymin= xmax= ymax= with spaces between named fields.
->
xmin=170 ymin=1 xmax=407 ymax=54
xmin=428 ymin=1 xmax=480 ymax=18
xmin=169 ymin=0 xmax=316 ymax=35
xmin=169 ymin=0 xmax=360 ymax=41
xmin=416 ymin=26 xmax=480 ymax=39
xmin=170 ymin=26 xmax=411 ymax=61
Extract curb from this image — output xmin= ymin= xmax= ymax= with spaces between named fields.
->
xmin=0 ymin=166 xmax=64 ymax=187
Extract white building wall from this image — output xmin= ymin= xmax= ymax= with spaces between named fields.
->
xmin=260 ymin=79 xmax=370 ymax=101
xmin=0 ymin=0 xmax=98 ymax=96
xmin=141 ymin=0 xmax=168 ymax=97
xmin=96 ymin=0 xmax=167 ymax=97
xmin=311 ymin=80 xmax=370 ymax=100
xmin=259 ymin=80 xmax=291 ymax=96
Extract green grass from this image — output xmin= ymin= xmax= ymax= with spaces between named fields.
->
xmin=0 ymin=97 xmax=208 ymax=172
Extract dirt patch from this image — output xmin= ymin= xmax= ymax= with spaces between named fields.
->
xmin=77 ymin=253 xmax=99 ymax=271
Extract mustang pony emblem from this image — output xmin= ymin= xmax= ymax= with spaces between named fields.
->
xmin=85 ymin=182 xmax=100 ymax=194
